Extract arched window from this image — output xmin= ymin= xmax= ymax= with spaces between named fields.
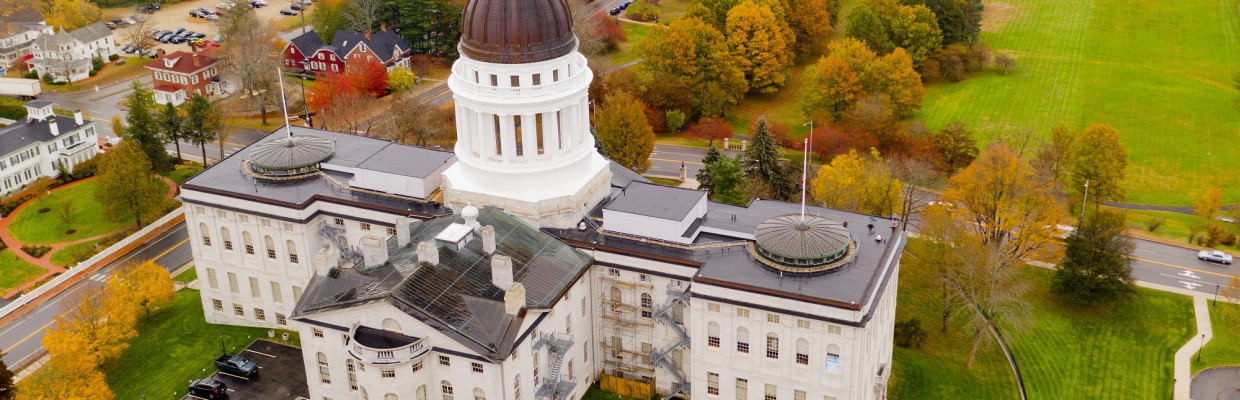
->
xmin=382 ymin=318 xmax=402 ymax=333
xmin=640 ymin=293 xmax=652 ymax=318
xmin=513 ymin=374 xmax=522 ymax=400
xmin=441 ymin=381 xmax=455 ymax=400
xmin=826 ymin=344 xmax=841 ymax=373
xmin=610 ymin=286 xmax=622 ymax=312
xmin=671 ymin=348 xmax=683 ymax=369
xmin=796 ymin=339 xmax=809 ymax=365
xmin=243 ymin=232 xmax=254 ymax=255
xmin=473 ymin=388 xmax=485 ymax=400
xmin=287 ymin=240 xmax=299 ymax=263
xmin=386 ymin=394 xmax=399 ymax=400
xmin=362 ymin=387 xmax=369 ymax=400
xmin=199 ymin=223 xmax=211 ymax=246
xmin=737 ymin=327 xmax=750 ymax=353
xmin=316 ymin=352 xmax=331 ymax=384
xmin=417 ymin=385 xmax=427 ymax=400
xmin=221 ymin=227 xmax=233 ymax=250
xmin=707 ymin=322 xmax=720 ymax=348
xmin=264 ymin=235 xmax=276 ymax=259
xmin=766 ymin=333 xmax=779 ymax=359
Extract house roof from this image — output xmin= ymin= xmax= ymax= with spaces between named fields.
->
xmin=288 ymin=29 xmax=325 ymax=54
xmin=605 ymin=181 xmax=706 ymax=220
xmin=331 ymin=29 xmax=409 ymax=62
xmin=0 ymin=115 xmax=89 ymax=157
xmin=0 ymin=8 xmax=45 ymax=24
xmin=68 ymin=22 xmax=110 ymax=44
xmin=146 ymin=50 xmax=218 ymax=74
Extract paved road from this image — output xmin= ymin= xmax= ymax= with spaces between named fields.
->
xmin=1131 ymin=238 xmax=1238 ymax=297
xmin=0 ymin=222 xmax=191 ymax=369
xmin=648 ymin=144 xmax=738 ymax=180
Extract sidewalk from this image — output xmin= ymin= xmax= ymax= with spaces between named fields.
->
xmin=1171 ymin=293 xmax=1212 ymax=400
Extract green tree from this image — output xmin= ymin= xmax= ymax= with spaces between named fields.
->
xmin=922 ymin=0 xmax=980 ymax=45
xmin=184 ymin=93 xmax=222 ymax=166
xmin=1071 ymin=124 xmax=1128 ymax=207
xmin=710 ymin=155 xmax=747 ymax=205
xmin=845 ymin=4 xmax=891 ymax=53
xmin=157 ymin=101 xmax=185 ymax=162
xmin=696 ymin=144 xmax=723 ymax=192
xmin=801 ymin=58 xmax=863 ymax=122
xmin=378 ymin=0 xmax=463 ymax=58
xmin=665 ymin=110 xmax=686 ymax=132
xmin=122 ymin=81 xmax=168 ymax=171
xmin=930 ymin=121 xmax=978 ymax=173
xmin=741 ymin=117 xmax=795 ymax=200
xmin=1053 ymin=210 xmax=1136 ymax=304
xmin=596 ymin=92 xmax=655 ymax=173
xmin=844 ymin=0 xmax=942 ymax=67
xmin=0 ymin=351 xmax=13 ymax=400
xmin=311 ymin=0 xmax=354 ymax=43
xmin=639 ymin=17 xmax=748 ymax=116
xmin=94 ymin=141 xmax=164 ymax=227
xmin=726 ymin=0 xmax=794 ymax=93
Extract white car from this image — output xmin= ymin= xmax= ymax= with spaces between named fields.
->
xmin=1198 ymin=250 xmax=1234 ymax=265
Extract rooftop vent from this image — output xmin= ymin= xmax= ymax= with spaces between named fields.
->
xmin=416 ymin=241 xmax=438 ymax=265
xmin=753 ymin=214 xmax=856 ymax=273
xmin=435 ymin=223 xmax=474 ymax=251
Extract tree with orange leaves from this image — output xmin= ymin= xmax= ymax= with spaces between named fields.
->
xmin=686 ymin=117 xmax=734 ymax=146
xmin=15 ymin=355 xmax=112 ymax=400
xmin=351 ymin=60 xmax=390 ymax=96
xmin=41 ymin=287 xmax=135 ymax=369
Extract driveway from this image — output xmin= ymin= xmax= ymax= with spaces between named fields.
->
xmin=1192 ymin=367 xmax=1240 ymax=400
xmin=182 ymin=339 xmax=309 ymax=400
xmin=111 ymin=0 xmax=309 ymax=54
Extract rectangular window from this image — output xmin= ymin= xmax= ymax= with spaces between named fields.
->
xmin=796 ymin=352 xmax=808 ymax=365
xmin=824 ymin=397 xmax=837 ymax=400
xmin=608 ymin=268 xmax=620 ymax=277
xmin=207 ymin=268 xmax=218 ymax=289
xmin=334 ymin=217 xmax=344 ymax=226
xmin=267 ymin=246 xmax=276 ymax=259
xmin=707 ymin=372 xmax=719 ymax=395
xmin=552 ymin=70 xmax=559 ymax=82
xmin=233 ymin=304 xmax=244 ymax=316
xmin=228 ymin=272 xmax=239 ymax=293
xmin=798 ymin=319 xmax=811 ymax=329
xmin=240 ymin=215 xmax=249 ymax=223
xmin=261 ymin=219 xmax=271 ymax=227
xmin=361 ymin=222 xmax=371 ymax=230
xmin=382 ymin=367 xmax=395 ymax=378
xmin=708 ymin=303 xmax=720 ymax=312
xmin=826 ymin=353 xmax=840 ymax=372
xmin=472 ymin=362 xmax=483 ymax=373
xmin=212 ymin=299 xmax=223 ymax=311
xmin=290 ymin=253 xmax=299 ymax=264
xmin=709 ymin=335 xmax=720 ymax=348
xmin=738 ymin=340 xmax=749 ymax=353
xmin=223 ymin=238 xmax=232 ymax=250
xmin=313 ymin=328 xmax=324 ymax=338
xmin=283 ymin=223 xmax=293 ymax=231
xmin=641 ymin=342 xmax=652 ymax=364
xmin=532 ymin=74 xmax=541 ymax=85
xmin=737 ymin=308 xmax=750 ymax=318
xmin=276 ymin=313 xmax=287 ymax=325
xmin=271 ymin=282 xmax=283 ymax=303
xmin=736 ymin=379 xmax=748 ymax=400
xmin=767 ymin=314 xmax=780 ymax=324
xmin=255 ymin=308 xmax=266 ymax=321
xmin=794 ymin=390 xmax=805 ymax=400
xmin=764 ymin=384 xmax=776 ymax=400
xmin=318 ymin=356 xmax=331 ymax=384
xmin=387 ymin=227 xmax=397 ymax=236
xmin=412 ymin=360 xmax=423 ymax=373
xmin=250 ymin=277 xmax=261 ymax=298
xmin=439 ymin=355 xmax=450 ymax=366
xmin=639 ymin=273 xmax=650 ymax=282
xmin=510 ymin=75 xmax=519 ymax=87
xmin=294 ymin=286 xmax=303 ymax=302
xmin=490 ymin=74 xmax=498 ymax=86
xmin=828 ymin=325 xmax=841 ymax=335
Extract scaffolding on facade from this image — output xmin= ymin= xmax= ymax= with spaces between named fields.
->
xmin=598 ymin=273 xmax=657 ymax=380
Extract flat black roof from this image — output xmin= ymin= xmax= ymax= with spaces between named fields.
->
xmin=604 ymin=181 xmax=706 ymax=221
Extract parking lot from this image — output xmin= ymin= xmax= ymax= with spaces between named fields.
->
xmin=107 ymin=0 xmax=310 ymax=55
xmin=182 ymin=339 xmax=309 ymax=400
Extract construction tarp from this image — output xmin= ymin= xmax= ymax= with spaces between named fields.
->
xmin=599 ymin=374 xmax=655 ymax=400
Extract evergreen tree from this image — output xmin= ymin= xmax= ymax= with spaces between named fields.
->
xmin=0 ymin=351 xmax=13 ymax=400
xmin=696 ymin=144 xmax=723 ymax=192
xmin=741 ymin=117 xmax=794 ymax=200
xmin=184 ymin=94 xmax=222 ymax=166
xmin=122 ymin=81 xmax=168 ymax=171
xmin=1053 ymin=210 xmax=1136 ymax=304
xmin=157 ymin=101 xmax=185 ymax=162
xmin=710 ymin=155 xmax=747 ymax=205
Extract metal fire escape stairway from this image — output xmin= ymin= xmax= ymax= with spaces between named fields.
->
xmin=651 ymin=284 xmax=691 ymax=394
xmin=318 ymin=221 xmax=363 ymax=264
xmin=534 ymin=332 xmax=577 ymax=400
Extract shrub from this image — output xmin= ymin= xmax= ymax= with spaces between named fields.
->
xmin=88 ymin=70 xmax=98 ymax=77
xmin=1222 ymin=233 xmax=1238 ymax=247
xmin=625 ymin=0 xmax=661 ymax=22
xmin=1206 ymin=223 xmax=1230 ymax=247
xmin=108 ymin=54 xmax=120 ymax=61
xmin=91 ymin=56 xmax=105 ymax=72
xmin=1145 ymin=217 xmax=1165 ymax=232
xmin=67 ymin=156 xmax=100 ymax=181
xmin=665 ymin=110 xmax=686 ymax=132
xmin=0 ymin=103 xmax=28 ymax=120
xmin=21 ymin=244 xmax=51 ymax=258
xmin=41 ymin=73 xmax=53 ymax=84
xmin=23 ymin=71 xmax=38 ymax=79
xmin=893 ymin=318 xmax=926 ymax=349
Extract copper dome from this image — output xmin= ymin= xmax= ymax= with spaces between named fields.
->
xmin=459 ymin=0 xmax=577 ymax=64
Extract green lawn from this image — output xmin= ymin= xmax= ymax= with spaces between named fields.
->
xmin=105 ymin=289 xmax=300 ymax=399
xmin=647 ymin=177 xmax=681 ymax=186
xmin=611 ymin=23 xmax=651 ymax=66
xmin=173 ymin=267 xmax=198 ymax=283
xmin=892 ymin=239 xmax=1195 ymax=399
xmin=1113 ymin=207 xmax=1240 ymax=252
xmin=0 ymin=249 xmax=45 ymax=294
xmin=161 ymin=164 xmax=205 ymax=185
xmin=48 ymin=240 xmax=103 ymax=267
xmin=1193 ymin=302 xmax=1240 ymax=374
xmin=914 ymin=0 xmax=1240 ymax=206
xmin=9 ymin=180 xmax=131 ymax=244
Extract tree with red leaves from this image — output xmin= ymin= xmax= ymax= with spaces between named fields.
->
xmin=352 ymin=60 xmax=390 ymax=96
xmin=687 ymin=117 xmax=733 ymax=145
xmin=812 ymin=125 xmax=877 ymax=161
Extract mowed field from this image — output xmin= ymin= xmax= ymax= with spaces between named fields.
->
xmin=914 ymin=0 xmax=1240 ymax=206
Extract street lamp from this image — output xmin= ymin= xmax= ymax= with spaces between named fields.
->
xmin=1197 ymin=334 xmax=1205 ymax=362
xmin=219 ymin=333 xmax=226 ymax=356
xmin=1080 ymin=179 xmax=1090 ymax=220
xmin=296 ymin=60 xmax=311 ymax=127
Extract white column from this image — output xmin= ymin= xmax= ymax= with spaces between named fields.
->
xmin=561 ymin=108 xmax=574 ymax=151
xmin=579 ymin=97 xmax=590 ymax=146
xmin=480 ymin=112 xmax=496 ymax=160
xmin=457 ymin=107 xmax=473 ymax=156
xmin=544 ymin=111 xmax=560 ymax=157
xmin=500 ymin=115 xmax=517 ymax=164
xmin=521 ymin=113 xmax=537 ymax=158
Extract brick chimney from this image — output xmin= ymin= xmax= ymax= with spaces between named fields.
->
xmin=504 ymin=283 xmax=525 ymax=316
xmin=480 ymin=225 xmax=495 ymax=254
xmin=416 ymin=241 xmax=438 ymax=265
xmin=380 ymin=22 xmax=386 ymax=31
xmin=192 ymin=53 xmax=199 ymax=67
xmin=364 ymin=29 xmax=370 ymax=40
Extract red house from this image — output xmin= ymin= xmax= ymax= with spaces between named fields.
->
xmin=146 ymin=50 xmax=224 ymax=106
xmin=282 ymin=27 xmax=409 ymax=76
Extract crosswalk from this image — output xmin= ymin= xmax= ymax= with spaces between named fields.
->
xmin=86 ymin=273 xmax=107 ymax=283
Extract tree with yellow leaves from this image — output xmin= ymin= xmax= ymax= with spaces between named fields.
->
xmin=596 ymin=91 xmax=655 ymax=173
xmin=942 ymin=143 xmax=1066 ymax=262
xmin=43 ymin=0 xmax=101 ymax=31
xmin=41 ymin=287 xmax=136 ymax=368
xmin=1070 ymin=124 xmax=1128 ymax=208
xmin=726 ymin=0 xmax=794 ymax=94
xmin=15 ymin=355 xmax=112 ymax=400
xmin=639 ymin=17 xmax=748 ymax=116
xmin=810 ymin=149 xmax=901 ymax=216
xmin=800 ymin=38 xmax=923 ymax=120
xmin=105 ymin=260 xmax=176 ymax=322
xmin=781 ymin=0 xmax=832 ymax=57
xmin=1195 ymin=187 xmax=1224 ymax=222
xmin=801 ymin=59 xmax=861 ymax=123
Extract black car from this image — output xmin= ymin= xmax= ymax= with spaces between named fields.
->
xmin=188 ymin=378 xmax=227 ymax=399
xmin=198 ymin=7 xmax=214 ymax=15
xmin=290 ymin=3 xmax=304 ymax=10
xmin=279 ymin=8 xmax=298 ymax=15
xmin=191 ymin=32 xmax=206 ymax=39
xmin=215 ymin=354 xmax=259 ymax=378
xmin=190 ymin=10 xmax=200 ymax=17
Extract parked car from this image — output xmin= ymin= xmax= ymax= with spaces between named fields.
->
xmin=279 ymin=8 xmax=298 ymax=15
xmin=146 ymin=49 xmax=158 ymax=58
xmin=170 ymin=36 xmax=186 ymax=44
xmin=131 ymin=14 xmax=145 ymax=22
xmin=190 ymin=10 xmax=200 ymax=17
xmin=1199 ymin=250 xmax=1234 ymax=265
xmin=608 ymin=7 xmax=621 ymax=15
xmin=290 ymin=3 xmax=304 ymax=10
xmin=149 ymin=2 xmax=161 ymax=10
xmin=105 ymin=21 xmax=118 ymax=29
xmin=205 ymin=13 xmax=220 ymax=21
xmin=199 ymin=7 xmax=214 ymax=15
xmin=196 ymin=40 xmax=220 ymax=47
xmin=121 ymin=17 xmax=137 ymax=25
xmin=188 ymin=378 xmax=227 ymax=399
xmin=213 ymin=34 xmax=224 ymax=42
xmin=114 ymin=58 xmax=127 ymax=65
xmin=215 ymin=354 xmax=259 ymax=378
xmin=136 ymin=5 xmax=151 ymax=13
xmin=171 ymin=27 xmax=186 ymax=35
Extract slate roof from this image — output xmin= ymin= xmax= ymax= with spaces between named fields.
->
xmin=68 ymin=22 xmax=110 ymax=44
xmin=293 ymin=206 xmax=593 ymax=360
xmin=332 ymin=29 xmax=409 ymax=62
xmin=288 ymin=30 xmax=325 ymax=55
xmin=0 ymin=116 xmax=89 ymax=156
xmin=608 ymin=161 xmax=650 ymax=187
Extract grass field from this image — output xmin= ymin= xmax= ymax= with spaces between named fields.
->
xmin=891 ymin=239 xmax=1195 ymax=399
xmin=173 ymin=267 xmax=197 ymax=283
xmin=9 ymin=180 xmax=130 ymax=244
xmin=161 ymin=163 xmax=205 ymax=185
xmin=105 ymin=289 xmax=300 ymax=399
xmin=48 ymin=240 xmax=103 ymax=267
xmin=1193 ymin=302 xmax=1240 ymax=374
xmin=611 ymin=22 xmax=651 ymax=66
xmin=914 ymin=0 xmax=1240 ymax=206
xmin=0 ymin=250 xmax=46 ymax=294
xmin=53 ymin=57 xmax=154 ymax=93
xmin=1111 ymin=207 xmax=1240 ymax=252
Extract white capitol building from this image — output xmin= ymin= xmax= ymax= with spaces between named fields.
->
xmin=179 ymin=0 xmax=903 ymax=399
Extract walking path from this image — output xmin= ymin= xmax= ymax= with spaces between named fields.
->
xmin=1172 ymin=294 xmax=1212 ymax=400
xmin=0 ymin=175 xmax=178 ymax=299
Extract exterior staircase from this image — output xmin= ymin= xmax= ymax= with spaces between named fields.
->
xmin=534 ymin=332 xmax=577 ymax=400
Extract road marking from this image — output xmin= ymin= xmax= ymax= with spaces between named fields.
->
xmin=3 ymin=319 xmax=55 ymax=353
xmin=649 ymin=158 xmax=704 ymax=166
xmin=1179 ymin=281 xmax=1202 ymax=290
xmin=243 ymin=349 xmax=276 ymax=358
xmin=1178 ymin=270 xmax=1201 ymax=280
xmin=154 ymin=238 xmax=190 ymax=261
xmin=1130 ymin=256 xmax=1234 ymax=279
xmin=1136 ymin=248 xmax=1159 ymax=254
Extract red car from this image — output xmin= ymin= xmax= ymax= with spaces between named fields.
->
xmin=196 ymin=39 xmax=220 ymax=47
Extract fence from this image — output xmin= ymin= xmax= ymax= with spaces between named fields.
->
xmin=0 ymin=209 xmax=185 ymax=320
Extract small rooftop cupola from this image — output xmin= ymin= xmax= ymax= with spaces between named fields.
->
xmin=462 ymin=203 xmax=480 ymax=229
xmin=245 ymin=135 xmax=334 ymax=179
xmin=753 ymin=214 xmax=857 ymax=274
xmin=23 ymin=100 xmax=54 ymax=121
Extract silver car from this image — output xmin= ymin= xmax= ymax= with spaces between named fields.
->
xmin=1198 ymin=250 xmax=1234 ymax=265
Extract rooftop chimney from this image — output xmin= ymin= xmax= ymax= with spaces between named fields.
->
xmin=364 ymin=29 xmax=370 ymax=40
xmin=380 ymin=22 xmax=386 ymax=31
xmin=491 ymin=255 xmax=513 ymax=290
xmin=47 ymin=115 xmax=58 ymax=136
xmin=504 ymin=283 xmax=526 ymax=316
xmin=193 ymin=52 xmax=199 ymax=67
xmin=480 ymin=225 xmax=495 ymax=254
xmin=395 ymin=216 xmax=410 ymax=247
xmin=73 ymin=109 xmax=82 ymax=125
xmin=416 ymin=241 xmax=438 ymax=265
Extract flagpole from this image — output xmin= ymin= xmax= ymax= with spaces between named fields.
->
xmin=277 ymin=68 xmax=292 ymax=138
xmin=800 ymin=121 xmax=814 ymax=222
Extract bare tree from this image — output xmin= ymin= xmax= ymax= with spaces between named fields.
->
xmin=347 ymin=0 xmax=380 ymax=32
xmin=218 ymin=4 xmax=282 ymax=125
xmin=379 ymin=96 xmax=456 ymax=147
xmin=994 ymin=53 xmax=1017 ymax=75
xmin=891 ymin=156 xmax=939 ymax=230
xmin=120 ymin=19 xmax=155 ymax=53
xmin=56 ymin=201 xmax=75 ymax=232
